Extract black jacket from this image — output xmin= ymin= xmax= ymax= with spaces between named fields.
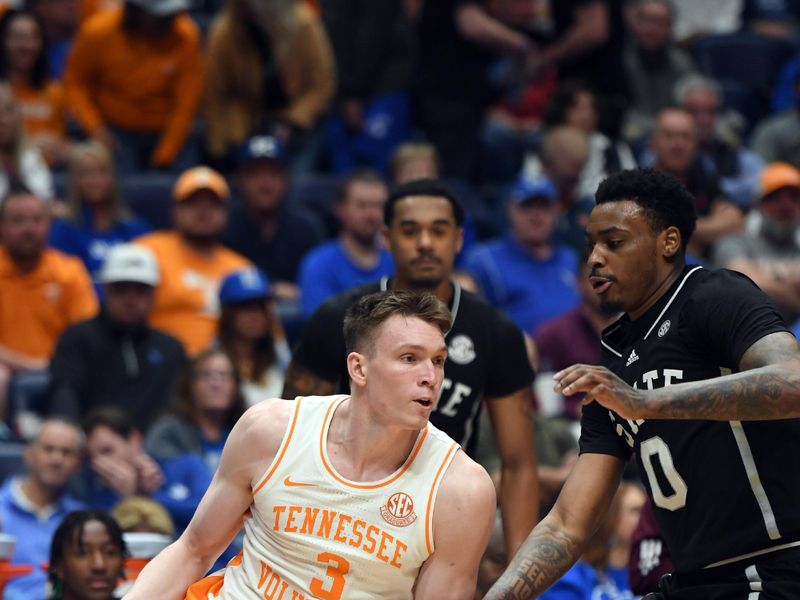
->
xmin=46 ymin=311 xmax=186 ymax=430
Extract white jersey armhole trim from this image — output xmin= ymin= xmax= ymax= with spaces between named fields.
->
xmin=252 ymin=397 xmax=305 ymax=495
xmin=424 ymin=442 xmax=460 ymax=556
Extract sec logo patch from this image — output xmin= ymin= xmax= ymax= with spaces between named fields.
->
xmin=380 ymin=492 xmax=417 ymax=527
xmin=448 ymin=335 xmax=476 ymax=365
xmin=658 ymin=320 xmax=671 ymax=337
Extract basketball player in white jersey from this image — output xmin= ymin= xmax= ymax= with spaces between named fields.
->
xmin=123 ymin=290 xmax=497 ymax=600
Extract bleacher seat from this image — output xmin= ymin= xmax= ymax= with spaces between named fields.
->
xmin=693 ymin=32 xmax=796 ymax=131
xmin=120 ymin=173 xmax=176 ymax=230
xmin=0 ymin=442 xmax=26 ymax=481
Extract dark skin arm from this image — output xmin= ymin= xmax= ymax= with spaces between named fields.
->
xmin=281 ymin=361 xmax=336 ymax=399
xmin=553 ymin=331 xmax=800 ymax=421
xmin=483 ymin=453 xmax=624 ymax=600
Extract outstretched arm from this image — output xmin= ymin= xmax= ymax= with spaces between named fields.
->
xmin=123 ymin=400 xmax=292 ymax=600
xmin=414 ymin=451 xmax=496 ymax=600
xmin=483 ymin=452 xmax=623 ymax=600
xmin=555 ymin=332 xmax=800 ymax=421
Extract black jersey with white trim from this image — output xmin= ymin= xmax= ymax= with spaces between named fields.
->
xmin=579 ymin=265 xmax=800 ymax=573
xmin=292 ymin=277 xmax=535 ymax=455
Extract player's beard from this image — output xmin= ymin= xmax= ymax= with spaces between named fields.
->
xmin=599 ymin=298 xmax=624 ymax=317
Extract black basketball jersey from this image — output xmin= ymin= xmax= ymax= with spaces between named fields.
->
xmin=292 ymin=277 xmax=535 ymax=455
xmin=580 ymin=265 xmax=800 ymax=573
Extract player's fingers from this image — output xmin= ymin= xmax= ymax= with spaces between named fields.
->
xmin=559 ymin=371 xmax=605 ymax=396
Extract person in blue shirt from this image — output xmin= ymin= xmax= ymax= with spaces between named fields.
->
xmin=49 ymin=141 xmax=151 ymax=297
xmin=79 ymin=407 xmax=210 ymax=535
xmin=464 ymin=175 xmax=580 ymax=333
xmin=298 ymin=169 xmax=394 ymax=316
xmin=539 ymin=482 xmax=645 ymax=600
xmin=0 ymin=419 xmax=86 ymax=600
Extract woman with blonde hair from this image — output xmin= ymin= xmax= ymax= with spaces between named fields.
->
xmin=203 ymin=0 xmax=335 ymax=169
xmin=49 ymin=140 xmax=150 ymax=290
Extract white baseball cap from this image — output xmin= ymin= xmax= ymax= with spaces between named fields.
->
xmin=126 ymin=0 xmax=189 ymax=16
xmin=98 ymin=244 xmax=160 ymax=287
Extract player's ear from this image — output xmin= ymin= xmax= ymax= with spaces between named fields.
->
xmin=346 ymin=352 xmax=367 ymax=387
xmin=661 ymin=225 xmax=681 ymax=259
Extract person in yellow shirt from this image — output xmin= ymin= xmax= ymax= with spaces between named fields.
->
xmin=64 ymin=0 xmax=203 ymax=172
xmin=135 ymin=166 xmax=251 ymax=355
xmin=0 ymin=187 xmax=97 ymax=418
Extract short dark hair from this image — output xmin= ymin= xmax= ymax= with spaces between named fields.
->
xmin=83 ymin=406 xmax=135 ymax=439
xmin=48 ymin=509 xmax=128 ymax=595
xmin=343 ymin=290 xmax=452 ymax=356
xmin=384 ymin=178 xmax=464 ymax=227
xmin=595 ymin=168 xmax=697 ymax=251
xmin=335 ymin=168 xmax=385 ymax=204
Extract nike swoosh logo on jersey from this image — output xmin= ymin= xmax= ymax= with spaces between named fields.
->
xmin=283 ymin=476 xmax=316 ymax=488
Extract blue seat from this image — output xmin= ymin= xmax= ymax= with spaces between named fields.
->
xmin=693 ymin=32 xmax=796 ymax=130
xmin=120 ymin=173 xmax=176 ymax=230
xmin=0 ymin=442 xmax=26 ymax=482
xmin=286 ymin=174 xmax=341 ymax=238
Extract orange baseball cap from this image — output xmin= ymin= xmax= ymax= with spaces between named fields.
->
xmin=760 ymin=162 xmax=800 ymax=198
xmin=172 ymin=166 xmax=230 ymax=202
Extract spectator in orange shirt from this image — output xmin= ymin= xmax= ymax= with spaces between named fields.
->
xmin=0 ymin=187 xmax=97 ymax=419
xmin=0 ymin=9 xmax=69 ymax=165
xmin=135 ymin=166 xmax=251 ymax=355
xmin=64 ymin=0 xmax=203 ymax=173
xmin=0 ymin=82 xmax=53 ymax=201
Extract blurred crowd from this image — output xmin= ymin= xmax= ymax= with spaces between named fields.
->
xmin=0 ymin=0 xmax=798 ymax=598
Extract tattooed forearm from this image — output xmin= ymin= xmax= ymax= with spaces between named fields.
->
xmin=281 ymin=362 xmax=336 ymax=399
xmin=483 ymin=521 xmax=581 ymax=600
xmin=649 ymin=332 xmax=800 ymax=421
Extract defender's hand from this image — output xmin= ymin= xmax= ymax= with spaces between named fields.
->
xmin=554 ymin=363 xmax=649 ymax=419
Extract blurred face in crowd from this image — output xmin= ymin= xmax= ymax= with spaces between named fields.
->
xmin=615 ymin=484 xmax=647 ymax=548
xmin=629 ymin=0 xmax=673 ymax=51
xmin=681 ymin=87 xmax=719 ymax=144
xmin=173 ymin=190 xmax=228 ymax=245
xmin=760 ymin=185 xmax=800 ymax=241
xmin=652 ymin=109 xmax=697 ymax=175
xmin=384 ymin=195 xmax=463 ymax=289
xmin=543 ymin=147 xmax=587 ymax=199
xmin=4 ymin=13 xmax=43 ymax=76
xmin=86 ymin=425 xmax=136 ymax=468
xmin=25 ymin=421 xmax=83 ymax=491
xmin=0 ymin=85 xmax=21 ymax=149
xmin=104 ymin=282 xmax=154 ymax=328
xmin=227 ymin=299 xmax=273 ymax=342
xmin=191 ymin=352 xmax=237 ymax=415
xmin=0 ymin=193 xmax=50 ymax=263
xmin=508 ymin=197 xmax=557 ymax=249
xmin=565 ymin=91 xmax=598 ymax=134
xmin=55 ymin=519 xmax=123 ymax=600
xmin=393 ymin=157 xmax=438 ymax=185
xmin=239 ymin=160 xmax=288 ymax=217
xmin=337 ymin=180 xmax=388 ymax=246
xmin=75 ymin=150 xmax=115 ymax=206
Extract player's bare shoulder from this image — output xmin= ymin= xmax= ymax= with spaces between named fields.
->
xmin=437 ymin=450 xmax=497 ymax=522
xmin=222 ymin=398 xmax=301 ymax=486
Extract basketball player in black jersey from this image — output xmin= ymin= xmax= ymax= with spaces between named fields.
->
xmin=284 ymin=179 xmax=539 ymax=559
xmin=486 ymin=168 xmax=800 ymax=600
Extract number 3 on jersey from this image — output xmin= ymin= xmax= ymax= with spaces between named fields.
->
xmin=309 ymin=552 xmax=350 ymax=600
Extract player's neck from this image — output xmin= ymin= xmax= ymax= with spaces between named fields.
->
xmin=391 ymin=275 xmax=454 ymax=306
xmin=628 ymin=264 xmax=684 ymax=322
xmin=326 ymin=398 xmax=421 ymax=482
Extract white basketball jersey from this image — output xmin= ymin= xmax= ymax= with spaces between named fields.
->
xmin=211 ymin=395 xmax=460 ymax=600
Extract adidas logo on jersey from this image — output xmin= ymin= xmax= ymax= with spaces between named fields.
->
xmin=626 ymin=349 xmax=639 ymax=367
